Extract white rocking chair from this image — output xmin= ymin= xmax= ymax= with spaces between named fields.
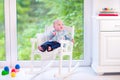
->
xmin=30 ymin=26 xmax=79 ymax=79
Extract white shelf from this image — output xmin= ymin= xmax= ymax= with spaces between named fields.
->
xmin=95 ymin=16 xmax=120 ymax=19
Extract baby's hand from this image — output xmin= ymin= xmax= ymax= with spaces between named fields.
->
xmin=52 ymin=31 xmax=56 ymax=35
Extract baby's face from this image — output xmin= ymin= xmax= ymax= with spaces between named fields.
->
xmin=54 ymin=20 xmax=64 ymax=31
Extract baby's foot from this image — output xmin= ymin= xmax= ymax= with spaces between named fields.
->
xmin=38 ymin=46 xmax=44 ymax=52
xmin=47 ymin=46 xmax=52 ymax=52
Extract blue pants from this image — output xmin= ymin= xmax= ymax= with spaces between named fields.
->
xmin=40 ymin=41 xmax=61 ymax=52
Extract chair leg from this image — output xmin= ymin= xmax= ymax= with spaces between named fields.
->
xmin=30 ymin=60 xmax=53 ymax=80
xmin=68 ymin=55 xmax=72 ymax=72
xmin=30 ymin=52 xmax=34 ymax=73
xmin=59 ymin=55 xmax=63 ymax=75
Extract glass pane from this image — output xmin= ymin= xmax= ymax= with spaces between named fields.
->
xmin=0 ymin=0 xmax=5 ymax=60
xmin=16 ymin=0 xmax=84 ymax=60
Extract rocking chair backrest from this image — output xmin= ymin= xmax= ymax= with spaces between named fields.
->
xmin=64 ymin=26 xmax=74 ymax=39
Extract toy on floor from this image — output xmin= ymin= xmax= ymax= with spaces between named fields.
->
xmin=1 ymin=64 xmax=21 ymax=78
xmin=11 ymin=72 xmax=16 ymax=77
xmin=1 ymin=66 xmax=9 ymax=76
xmin=15 ymin=64 xmax=20 ymax=72
xmin=1 ymin=70 xmax=9 ymax=75
xmin=4 ymin=66 xmax=9 ymax=72
xmin=10 ymin=64 xmax=21 ymax=77
xmin=10 ymin=68 xmax=16 ymax=77
xmin=11 ymin=68 xmax=16 ymax=73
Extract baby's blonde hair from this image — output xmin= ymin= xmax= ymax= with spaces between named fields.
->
xmin=53 ymin=19 xmax=63 ymax=26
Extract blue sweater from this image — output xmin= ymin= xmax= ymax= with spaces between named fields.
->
xmin=48 ymin=30 xmax=72 ymax=42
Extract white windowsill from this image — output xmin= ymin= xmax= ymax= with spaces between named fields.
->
xmin=0 ymin=67 xmax=120 ymax=80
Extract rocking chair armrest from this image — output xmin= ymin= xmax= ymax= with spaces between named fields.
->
xmin=59 ymin=40 xmax=73 ymax=56
xmin=59 ymin=40 xmax=74 ymax=50
xmin=59 ymin=40 xmax=73 ymax=45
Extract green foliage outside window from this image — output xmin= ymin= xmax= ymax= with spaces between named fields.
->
xmin=0 ymin=0 xmax=5 ymax=60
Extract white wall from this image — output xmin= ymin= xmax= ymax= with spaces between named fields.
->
xmin=92 ymin=0 xmax=120 ymax=16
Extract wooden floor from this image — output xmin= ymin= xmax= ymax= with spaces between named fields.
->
xmin=0 ymin=67 xmax=120 ymax=80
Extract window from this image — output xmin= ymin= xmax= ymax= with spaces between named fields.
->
xmin=0 ymin=0 xmax=11 ymax=66
xmin=1 ymin=0 xmax=92 ymax=67
xmin=16 ymin=0 xmax=84 ymax=61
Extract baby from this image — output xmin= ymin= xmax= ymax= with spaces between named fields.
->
xmin=38 ymin=19 xmax=73 ymax=52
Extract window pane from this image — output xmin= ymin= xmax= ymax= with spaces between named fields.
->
xmin=0 ymin=0 xmax=5 ymax=60
xmin=16 ymin=0 xmax=84 ymax=60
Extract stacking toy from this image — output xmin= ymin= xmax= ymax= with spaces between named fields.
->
xmin=1 ymin=66 xmax=9 ymax=76
xmin=11 ymin=68 xmax=16 ymax=73
xmin=4 ymin=66 xmax=9 ymax=72
xmin=15 ymin=64 xmax=20 ymax=72
xmin=15 ymin=64 xmax=20 ymax=69
xmin=11 ymin=72 xmax=16 ymax=77
xmin=1 ymin=64 xmax=21 ymax=77
xmin=1 ymin=70 xmax=9 ymax=75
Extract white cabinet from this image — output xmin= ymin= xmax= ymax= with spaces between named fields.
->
xmin=100 ymin=32 xmax=120 ymax=66
xmin=92 ymin=17 xmax=120 ymax=74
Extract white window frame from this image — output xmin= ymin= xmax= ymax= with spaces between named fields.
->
xmin=0 ymin=0 xmax=11 ymax=67
xmin=4 ymin=0 xmax=92 ymax=67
